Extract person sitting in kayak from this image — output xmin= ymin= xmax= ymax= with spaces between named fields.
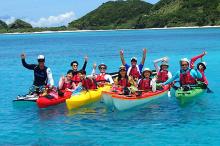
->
xmin=70 ymin=56 xmax=88 ymax=85
xmin=21 ymin=53 xmax=54 ymax=94
xmin=58 ymin=70 xmax=76 ymax=91
xmin=161 ymin=58 xmax=202 ymax=88
xmin=190 ymin=52 xmax=208 ymax=86
xmin=153 ymin=57 xmax=172 ymax=83
xmin=138 ymin=68 xmax=156 ymax=92
xmin=119 ymin=48 xmax=147 ymax=81
xmin=92 ymin=63 xmax=114 ymax=87
xmin=78 ymin=70 xmax=97 ymax=90
xmin=114 ymin=65 xmax=137 ymax=88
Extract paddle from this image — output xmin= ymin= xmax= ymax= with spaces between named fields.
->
xmin=206 ymin=87 xmax=213 ymax=93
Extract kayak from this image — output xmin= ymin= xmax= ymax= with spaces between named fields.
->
xmin=175 ymin=86 xmax=206 ymax=104
xmin=37 ymin=89 xmax=72 ymax=108
xmin=66 ymin=85 xmax=111 ymax=110
xmin=102 ymin=85 xmax=169 ymax=111
xmin=13 ymin=94 xmax=38 ymax=102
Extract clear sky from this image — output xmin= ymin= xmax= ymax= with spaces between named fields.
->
xmin=0 ymin=0 xmax=159 ymax=27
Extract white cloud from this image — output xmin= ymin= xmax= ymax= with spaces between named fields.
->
xmin=0 ymin=11 xmax=76 ymax=27
xmin=1 ymin=16 xmax=16 ymax=24
xmin=29 ymin=11 xmax=76 ymax=27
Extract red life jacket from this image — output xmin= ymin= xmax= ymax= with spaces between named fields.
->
xmin=96 ymin=73 xmax=106 ymax=83
xmin=157 ymin=70 xmax=168 ymax=83
xmin=62 ymin=82 xmax=72 ymax=90
xmin=138 ymin=78 xmax=151 ymax=90
xmin=82 ymin=78 xmax=97 ymax=90
xmin=127 ymin=65 xmax=141 ymax=79
xmin=72 ymin=74 xmax=81 ymax=86
xmin=180 ymin=69 xmax=196 ymax=85
xmin=118 ymin=78 xmax=131 ymax=88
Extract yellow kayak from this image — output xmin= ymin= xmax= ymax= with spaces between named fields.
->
xmin=66 ymin=85 xmax=111 ymax=110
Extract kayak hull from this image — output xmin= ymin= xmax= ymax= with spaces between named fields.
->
xmin=37 ymin=90 xmax=72 ymax=108
xmin=175 ymin=87 xmax=205 ymax=104
xmin=102 ymin=85 xmax=169 ymax=111
xmin=66 ymin=85 xmax=111 ymax=110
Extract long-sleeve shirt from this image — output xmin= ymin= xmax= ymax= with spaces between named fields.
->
xmin=153 ymin=58 xmax=172 ymax=80
xmin=190 ymin=53 xmax=205 ymax=69
xmin=163 ymin=68 xmax=202 ymax=85
xmin=72 ymin=60 xmax=87 ymax=76
xmin=22 ymin=59 xmax=54 ymax=86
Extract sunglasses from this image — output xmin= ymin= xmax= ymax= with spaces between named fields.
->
xmin=100 ymin=67 xmax=106 ymax=70
xmin=72 ymin=64 xmax=78 ymax=67
xmin=181 ymin=64 xmax=188 ymax=67
xmin=38 ymin=59 xmax=45 ymax=62
xmin=120 ymin=69 xmax=126 ymax=72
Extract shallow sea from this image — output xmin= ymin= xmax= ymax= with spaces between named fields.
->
xmin=0 ymin=28 xmax=220 ymax=145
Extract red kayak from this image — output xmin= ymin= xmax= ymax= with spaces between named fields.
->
xmin=37 ymin=89 xmax=72 ymax=108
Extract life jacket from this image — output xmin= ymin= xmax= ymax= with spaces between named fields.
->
xmin=138 ymin=78 xmax=151 ymax=90
xmin=127 ymin=65 xmax=141 ymax=79
xmin=33 ymin=66 xmax=48 ymax=86
xmin=197 ymin=70 xmax=207 ymax=84
xmin=72 ymin=74 xmax=81 ymax=86
xmin=157 ymin=70 xmax=168 ymax=83
xmin=62 ymin=81 xmax=72 ymax=90
xmin=118 ymin=78 xmax=131 ymax=88
xmin=180 ymin=69 xmax=196 ymax=86
xmin=82 ymin=78 xmax=97 ymax=90
xmin=96 ymin=73 xmax=107 ymax=83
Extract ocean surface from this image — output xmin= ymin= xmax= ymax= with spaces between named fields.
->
xmin=0 ymin=28 xmax=220 ymax=145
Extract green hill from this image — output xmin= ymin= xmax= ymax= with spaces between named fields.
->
xmin=69 ymin=0 xmax=153 ymax=29
xmin=138 ymin=0 xmax=220 ymax=28
xmin=9 ymin=19 xmax=32 ymax=29
xmin=0 ymin=20 xmax=8 ymax=29
xmin=69 ymin=0 xmax=220 ymax=29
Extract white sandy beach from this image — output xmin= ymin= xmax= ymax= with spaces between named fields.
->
xmin=2 ymin=25 xmax=220 ymax=35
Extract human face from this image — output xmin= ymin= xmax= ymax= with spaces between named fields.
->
xmin=181 ymin=61 xmax=189 ymax=71
xmin=78 ymin=72 xmax=85 ymax=80
xmin=144 ymin=71 xmax=151 ymax=78
xmin=131 ymin=61 xmax=137 ymax=67
xmin=66 ymin=73 xmax=73 ymax=80
xmin=120 ymin=69 xmax=126 ymax=77
xmin=199 ymin=64 xmax=204 ymax=70
xmin=161 ymin=65 xmax=168 ymax=71
xmin=72 ymin=63 xmax=78 ymax=71
xmin=38 ymin=60 xmax=45 ymax=69
xmin=99 ymin=66 xmax=106 ymax=73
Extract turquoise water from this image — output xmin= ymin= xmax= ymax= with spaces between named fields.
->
xmin=0 ymin=28 xmax=220 ymax=145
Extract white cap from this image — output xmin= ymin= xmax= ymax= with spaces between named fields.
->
xmin=131 ymin=57 xmax=137 ymax=62
xmin=37 ymin=55 xmax=45 ymax=60
xmin=180 ymin=58 xmax=189 ymax=64
xmin=142 ymin=68 xmax=152 ymax=74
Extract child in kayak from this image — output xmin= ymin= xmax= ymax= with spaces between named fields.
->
xmin=119 ymin=48 xmax=147 ymax=81
xmin=190 ymin=52 xmax=208 ymax=85
xmin=92 ymin=63 xmax=114 ymax=87
xmin=138 ymin=68 xmax=156 ymax=92
xmin=153 ymin=57 xmax=172 ymax=83
xmin=78 ymin=70 xmax=97 ymax=90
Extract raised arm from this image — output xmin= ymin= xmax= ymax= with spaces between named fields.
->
xmin=81 ymin=55 xmax=88 ymax=70
xmin=21 ymin=53 xmax=36 ymax=70
xmin=141 ymin=48 xmax=147 ymax=65
xmin=120 ymin=50 xmax=126 ymax=65
xmin=153 ymin=57 xmax=168 ymax=73
xmin=190 ymin=51 xmax=207 ymax=69
xmin=46 ymin=68 xmax=54 ymax=86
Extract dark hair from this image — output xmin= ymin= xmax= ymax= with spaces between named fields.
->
xmin=70 ymin=61 xmax=79 ymax=66
xmin=79 ymin=70 xmax=86 ymax=75
xmin=117 ymin=70 xmax=128 ymax=83
xmin=197 ymin=62 xmax=206 ymax=70
xmin=66 ymin=70 xmax=72 ymax=74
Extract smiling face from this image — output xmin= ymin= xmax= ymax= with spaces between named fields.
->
xmin=143 ymin=71 xmax=151 ymax=78
xmin=38 ymin=60 xmax=45 ymax=70
xmin=199 ymin=64 xmax=204 ymax=70
xmin=131 ymin=60 xmax=137 ymax=67
xmin=181 ymin=61 xmax=189 ymax=71
xmin=99 ymin=65 xmax=106 ymax=73
xmin=66 ymin=73 xmax=73 ymax=81
xmin=119 ymin=69 xmax=126 ymax=77
xmin=72 ymin=63 xmax=78 ymax=71
xmin=161 ymin=65 xmax=168 ymax=71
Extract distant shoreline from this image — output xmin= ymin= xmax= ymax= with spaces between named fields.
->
xmin=1 ymin=25 xmax=220 ymax=35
